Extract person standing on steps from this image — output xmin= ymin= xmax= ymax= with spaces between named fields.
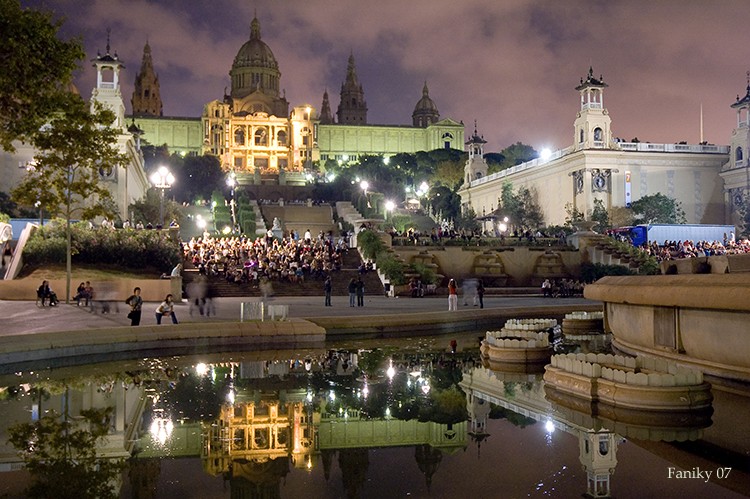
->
xmin=155 ymin=294 xmax=178 ymax=324
xmin=356 ymin=277 xmax=365 ymax=307
xmin=324 ymin=275 xmax=332 ymax=307
xmin=348 ymin=278 xmax=357 ymax=307
xmin=447 ymin=279 xmax=458 ymax=311
xmin=125 ymin=287 xmax=143 ymax=326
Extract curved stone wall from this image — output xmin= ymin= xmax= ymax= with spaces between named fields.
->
xmin=584 ymin=274 xmax=750 ymax=381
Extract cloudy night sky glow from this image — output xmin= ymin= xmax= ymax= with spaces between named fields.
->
xmin=21 ymin=0 xmax=750 ymax=153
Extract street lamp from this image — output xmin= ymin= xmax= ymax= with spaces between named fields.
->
xmin=385 ymin=200 xmax=395 ymax=220
xmin=226 ymin=171 xmax=237 ymax=233
xmin=360 ymin=180 xmax=370 ymax=209
xmin=150 ymin=165 xmax=174 ymax=227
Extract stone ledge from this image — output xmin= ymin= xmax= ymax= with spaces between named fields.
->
xmin=584 ymin=274 xmax=750 ymax=311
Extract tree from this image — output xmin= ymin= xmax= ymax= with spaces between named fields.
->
xmin=174 ymin=154 xmax=224 ymax=203
xmin=484 ymin=152 xmax=505 ymax=174
xmin=7 ymin=404 xmax=124 ymax=499
xmin=0 ymin=0 xmax=84 ymax=151
xmin=498 ymin=142 xmax=537 ymax=170
xmin=12 ymin=97 xmax=127 ymax=301
xmin=564 ymin=202 xmax=585 ymax=228
xmin=590 ymin=198 xmax=610 ymax=232
xmin=630 ymin=193 xmax=686 ymax=224
xmin=497 ymin=182 xmax=545 ymax=231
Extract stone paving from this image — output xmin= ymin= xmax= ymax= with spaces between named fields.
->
xmin=3 ymin=294 xmax=599 ymax=336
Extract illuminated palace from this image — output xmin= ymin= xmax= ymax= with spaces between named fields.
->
xmin=130 ymin=15 xmax=465 ymax=189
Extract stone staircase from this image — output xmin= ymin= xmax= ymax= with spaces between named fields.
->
xmin=259 ymin=204 xmax=337 ymax=237
xmin=182 ymin=249 xmax=383 ymax=298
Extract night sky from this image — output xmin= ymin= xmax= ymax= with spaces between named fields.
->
xmin=21 ymin=0 xmax=750 ymax=153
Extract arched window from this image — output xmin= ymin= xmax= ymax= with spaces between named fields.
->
xmin=234 ymin=128 xmax=245 ymax=145
xmin=736 ymin=146 xmax=743 ymax=161
xmin=255 ymin=128 xmax=268 ymax=146
xmin=579 ymin=129 xmax=584 ymax=143
xmin=594 ymin=127 xmax=603 ymax=142
xmin=277 ymin=130 xmax=287 ymax=146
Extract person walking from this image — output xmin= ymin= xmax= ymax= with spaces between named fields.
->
xmin=356 ymin=277 xmax=365 ymax=307
xmin=125 ymin=287 xmax=143 ymax=326
xmin=155 ymin=294 xmax=178 ymax=324
xmin=348 ymin=278 xmax=357 ymax=307
xmin=324 ymin=275 xmax=332 ymax=307
xmin=447 ymin=279 xmax=458 ymax=311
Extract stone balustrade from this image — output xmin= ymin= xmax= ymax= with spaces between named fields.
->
xmin=549 ymin=353 xmax=704 ymax=387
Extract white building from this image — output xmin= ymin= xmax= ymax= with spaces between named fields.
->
xmin=459 ymin=67 xmax=731 ymax=227
xmin=0 ymin=38 xmax=149 ymax=222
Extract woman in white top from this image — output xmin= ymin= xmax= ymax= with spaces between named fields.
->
xmin=155 ymin=294 xmax=178 ymax=324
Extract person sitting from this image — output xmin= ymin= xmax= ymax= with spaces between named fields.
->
xmin=74 ymin=282 xmax=88 ymax=306
xmin=37 ymin=280 xmax=58 ymax=306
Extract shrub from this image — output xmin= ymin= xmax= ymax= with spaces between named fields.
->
xmin=23 ymin=220 xmax=180 ymax=271
xmin=376 ymin=253 xmax=406 ymax=285
xmin=580 ymin=262 xmax=633 ymax=283
xmin=357 ymin=230 xmax=386 ymax=260
xmin=410 ymin=262 xmax=437 ymax=284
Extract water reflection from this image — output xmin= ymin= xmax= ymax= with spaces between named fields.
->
xmin=0 ymin=333 xmax=748 ymax=498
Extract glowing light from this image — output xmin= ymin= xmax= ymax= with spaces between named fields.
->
xmin=360 ymin=180 xmax=369 ymax=191
xmin=421 ymin=383 xmax=430 ymax=395
xmin=385 ymin=200 xmax=395 ymax=213
xmin=306 ymin=391 xmax=313 ymax=403
xmin=540 ymin=148 xmax=552 ymax=161
xmin=222 ymin=226 xmax=231 ymax=234
xmin=150 ymin=417 xmax=174 ymax=445
xmin=383 ymin=156 xmax=390 ymax=165
xmin=362 ymin=384 xmax=369 ymax=399
xmin=326 ymin=173 xmax=335 ymax=182
xmin=329 ymin=390 xmax=336 ymax=401
xmin=196 ymin=219 xmax=206 ymax=230
xmin=226 ymin=387 xmax=235 ymax=404
xmin=385 ymin=407 xmax=391 ymax=418
xmin=498 ymin=222 xmax=507 ymax=233
xmin=195 ymin=363 xmax=209 ymax=376
xmin=545 ymin=420 xmax=556 ymax=434
xmin=386 ymin=362 xmax=396 ymax=380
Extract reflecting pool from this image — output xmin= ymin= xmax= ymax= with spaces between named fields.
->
xmin=0 ymin=331 xmax=748 ymax=498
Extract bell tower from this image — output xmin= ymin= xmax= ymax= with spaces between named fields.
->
xmin=90 ymin=29 xmax=126 ymax=129
xmin=131 ymin=41 xmax=163 ymax=117
xmin=573 ymin=67 xmax=612 ymax=151
xmin=337 ymin=53 xmax=368 ymax=124
xmin=464 ymin=121 xmax=488 ymax=185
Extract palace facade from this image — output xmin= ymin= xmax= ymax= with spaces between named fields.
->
xmin=458 ymin=68 xmax=739 ymax=228
xmin=129 ymin=16 xmax=465 ymax=186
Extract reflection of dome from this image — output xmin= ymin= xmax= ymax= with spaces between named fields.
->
xmin=412 ymin=82 xmax=439 ymax=127
xmin=232 ymin=18 xmax=278 ymax=72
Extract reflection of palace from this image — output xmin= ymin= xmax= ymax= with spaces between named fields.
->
xmin=460 ymin=365 xmax=713 ymax=498
xmin=199 ymin=356 xmax=468 ymax=496
xmin=129 ymin=15 xmax=465 ymax=189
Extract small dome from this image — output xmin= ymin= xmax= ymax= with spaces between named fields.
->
xmin=232 ymin=17 xmax=278 ymax=72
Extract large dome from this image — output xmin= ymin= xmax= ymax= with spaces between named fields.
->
xmin=412 ymin=82 xmax=439 ymax=127
xmin=232 ymin=17 xmax=278 ymax=71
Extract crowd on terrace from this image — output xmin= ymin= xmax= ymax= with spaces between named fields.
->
xmin=640 ymin=238 xmax=750 ymax=262
xmin=182 ymin=230 xmax=350 ymax=284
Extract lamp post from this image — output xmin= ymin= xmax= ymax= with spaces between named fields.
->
xmin=150 ymin=165 xmax=174 ymax=227
xmin=226 ymin=171 xmax=237 ymax=233
xmin=384 ymin=200 xmax=395 ymax=221
xmin=360 ymin=180 xmax=370 ymax=209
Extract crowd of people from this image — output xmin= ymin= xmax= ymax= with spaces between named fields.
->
xmin=182 ymin=229 xmax=350 ymax=286
xmin=641 ymin=238 xmax=750 ymax=262
xmin=541 ymin=278 xmax=585 ymax=298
